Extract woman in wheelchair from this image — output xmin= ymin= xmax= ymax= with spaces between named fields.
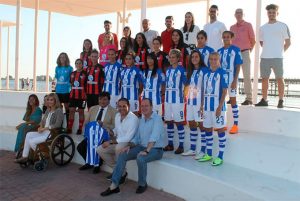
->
xmin=15 ymin=93 xmax=64 ymax=163
xmin=15 ymin=94 xmax=42 ymax=152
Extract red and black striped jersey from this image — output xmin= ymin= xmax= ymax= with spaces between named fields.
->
xmin=70 ymin=70 xmax=87 ymax=100
xmin=135 ymin=47 xmax=150 ymax=70
xmin=80 ymin=51 xmax=92 ymax=69
xmin=86 ymin=64 xmax=105 ymax=95
xmin=154 ymin=51 xmax=169 ymax=73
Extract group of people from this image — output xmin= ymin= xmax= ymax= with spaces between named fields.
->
xmin=14 ymin=3 xmax=291 ymax=196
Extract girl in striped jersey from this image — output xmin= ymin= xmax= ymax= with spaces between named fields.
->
xmin=117 ymin=37 xmax=130 ymax=68
xmin=80 ymin=39 xmax=93 ymax=69
xmin=218 ymin=31 xmax=242 ymax=134
xmin=163 ymin=49 xmax=187 ymax=154
xmin=67 ymin=59 xmax=87 ymax=135
xmin=181 ymin=50 xmax=208 ymax=157
xmin=170 ymin=29 xmax=191 ymax=69
xmin=199 ymin=52 xmax=228 ymax=166
xmin=134 ymin=33 xmax=151 ymax=71
xmin=152 ymin=37 xmax=169 ymax=73
xmin=86 ymin=49 xmax=105 ymax=109
xmin=120 ymin=53 xmax=143 ymax=115
xmin=196 ymin=30 xmax=215 ymax=67
xmin=142 ymin=52 xmax=166 ymax=115
xmin=103 ymin=49 xmax=122 ymax=108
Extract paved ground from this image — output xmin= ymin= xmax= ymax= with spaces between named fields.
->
xmin=0 ymin=150 xmax=184 ymax=201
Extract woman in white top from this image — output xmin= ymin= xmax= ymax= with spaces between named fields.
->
xmin=15 ymin=93 xmax=64 ymax=163
xmin=180 ymin=12 xmax=200 ymax=49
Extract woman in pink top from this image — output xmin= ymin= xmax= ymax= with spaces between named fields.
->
xmin=99 ymin=32 xmax=117 ymax=66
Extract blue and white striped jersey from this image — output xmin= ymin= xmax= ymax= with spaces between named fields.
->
xmin=203 ymin=67 xmax=228 ymax=112
xmin=187 ymin=67 xmax=209 ymax=106
xmin=120 ymin=66 xmax=143 ymax=101
xmin=165 ymin=65 xmax=187 ymax=104
xmin=84 ymin=121 xmax=109 ymax=166
xmin=103 ymin=62 xmax=122 ymax=96
xmin=196 ymin=46 xmax=215 ymax=67
xmin=218 ymin=45 xmax=243 ymax=83
xmin=142 ymin=69 xmax=165 ymax=105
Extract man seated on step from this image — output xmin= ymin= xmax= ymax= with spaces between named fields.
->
xmin=100 ymin=98 xmax=165 ymax=196
xmin=97 ymin=97 xmax=139 ymax=180
xmin=77 ymin=92 xmax=117 ymax=174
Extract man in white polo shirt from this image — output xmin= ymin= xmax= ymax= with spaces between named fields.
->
xmin=142 ymin=19 xmax=159 ymax=50
xmin=203 ymin=5 xmax=227 ymax=51
xmin=255 ymin=4 xmax=291 ymax=108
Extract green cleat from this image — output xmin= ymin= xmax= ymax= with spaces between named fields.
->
xmin=198 ymin=154 xmax=212 ymax=162
xmin=212 ymin=157 xmax=223 ymax=166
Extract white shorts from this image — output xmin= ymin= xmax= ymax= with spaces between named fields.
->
xmin=186 ymin=105 xmax=203 ymax=122
xmin=110 ymin=95 xmax=120 ymax=109
xmin=228 ymin=81 xmax=237 ymax=98
xmin=203 ymin=111 xmax=227 ymax=129
xmin=164 ymin=103 xmax=185 ymax=122
xmin=129 ymin=100 xmax=139 ymax=112
xmin=153 ymin=104 xmax=162 ymax=116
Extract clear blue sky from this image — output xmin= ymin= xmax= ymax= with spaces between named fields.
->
xmin=0 ymin=0 xmax=299 ymax=79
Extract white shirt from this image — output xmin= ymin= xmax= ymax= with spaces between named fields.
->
xmin=143 ymin=29 xmax=159 ymax=50
xmin=45 ymin=111 xmax=53 ymax=128
xmin=95 ymin=106 xmax=108 ymax=122
xmin=203 ymin=20 xmax=227 ymax=51
xmin=113 ymin=111 xmax=139 ymax=143
xmin=180 ymin=25 xmax=201 ymax=46
xmin=260 ymin=21 xmax=290 ymax=58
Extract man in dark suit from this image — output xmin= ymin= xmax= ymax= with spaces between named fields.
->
xmin=77 ymin=91 xmax=117 ymax=173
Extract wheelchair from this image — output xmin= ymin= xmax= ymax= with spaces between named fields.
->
xmin=16 ymin=127 xmax=75 ymax=171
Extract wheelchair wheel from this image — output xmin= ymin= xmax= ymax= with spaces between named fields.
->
xmin=50 ymin=134 xmax=75 ymax=166
xmin=33 ymin=159 xmax=48 ymax=171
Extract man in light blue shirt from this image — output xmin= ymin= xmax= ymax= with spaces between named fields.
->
xmin=101 ymin=98 xmax=165 ymax=196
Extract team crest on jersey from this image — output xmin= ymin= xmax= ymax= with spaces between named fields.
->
xmin=74 ymin=81 xmax=80 ymax=87
xmin=223 ymin=74 xmax=228 ymax=84
xmin=84 ymin=60 xmax=88 ymax=67
xmin=147 ymin=49 xmax=151 ymax=53
xmin=59 ymin=76 xmax=64 ymax=82
xmin=135 ymin=56 xmax=140 ymax=63
xmin=88 ymin=75 xmax=94 ymax=81
xmin=102 ymin=54 xmax=106 ymax=60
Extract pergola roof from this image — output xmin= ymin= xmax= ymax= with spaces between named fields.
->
xmin=0 ymin=20 xmax=16 ymax=27
xmin=0 ymin=0 xmax=205 ymax=17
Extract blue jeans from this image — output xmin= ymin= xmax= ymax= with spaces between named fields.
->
xmin=111 ymin=145 xmax=163 ymax=186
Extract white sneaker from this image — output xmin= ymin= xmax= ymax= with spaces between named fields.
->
xmin=181 ymin=150 xmax=196 ymax=156
xmin=194 ymin=152 xmax=205 ymax=160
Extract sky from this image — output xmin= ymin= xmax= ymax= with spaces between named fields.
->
xmin=0 ymin=0 xmax=299 ymax=80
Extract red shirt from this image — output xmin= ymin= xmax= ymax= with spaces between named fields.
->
xmin=98 ymin=32 xmax=119 ymax=50
xmin=161 ymin=28 xmax=174 ymax=54
xmin=70 ymin=70 xmax=87 ymax=100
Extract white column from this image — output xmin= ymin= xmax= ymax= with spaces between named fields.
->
xmin=253 ymin=0 xmax=262 ymax=103
xmin=15 ymin=0 xmax=21 ymax=90
xmin=0 ymin=21 xmax=2 ymax=89
xmin=140 ymin=0 xmax=147 ymax=31
xmin=116 ymin=12 xmax=120 ymax=38
xmin=46 ymin=11 xmax=51 ymax=92
xmin=206 ymin=0 xmax=210 ymax=23
xmin=6 ymin=27 xmax=10 ymax=90
xmin=122 ymin=0 xmax=127 ymax=30
xmin=33 ymin=0 xmax=39 ymax=92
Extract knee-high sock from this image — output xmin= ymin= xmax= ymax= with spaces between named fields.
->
xmin=67 ymin=118 xmax=74 ymax=130
xmin=65 ymin=110 xmax=70 ymax=127
xmin=166 ymin=123 xmax=174 ymax=146
xmin=189 ymin=128 xmax=198 ymax=151
xmin=232 ymin=104 xmax=239 ymax=125
xmin=177 ymin=124 xmax=185 ymax=148
xmin=79 ymin=119 xmax=84 ymax=130
xmin=218 ymin=132 xmax=226 ymax=159
xmin=199 ymin=128 xmax=206 ymax=153
xmin=205 ymin=131 xmax=213 ymax=156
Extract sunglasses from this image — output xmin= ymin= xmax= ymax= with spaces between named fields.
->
xmin=185 ymin=33 xmax=189 ymax=41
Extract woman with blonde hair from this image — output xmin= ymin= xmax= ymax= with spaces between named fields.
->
xmin=15 ymin=93 xmax=64 ymax=163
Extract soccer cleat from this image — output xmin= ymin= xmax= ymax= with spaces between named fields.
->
xmin=255 ymin=98 xmax=268 ymax=107
xmin=241 ymin=100 xmax=253 ymax=105
xmin=194 ymin=152 xmax=205 ymax=160
xmin=198 ymin=154 xmax=212 ymax=162
xmin=174 ymin=147 xmax=184 ymax=154
xmin=229 ymin=125 xmax=239 ymax=134
xmin=181 ymin=150 xmax=196 ymax=156
xmin=212 ymin=157 xmax=223 ymax=166
xmin=277 ymin=100 xmax=284 ymax=108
